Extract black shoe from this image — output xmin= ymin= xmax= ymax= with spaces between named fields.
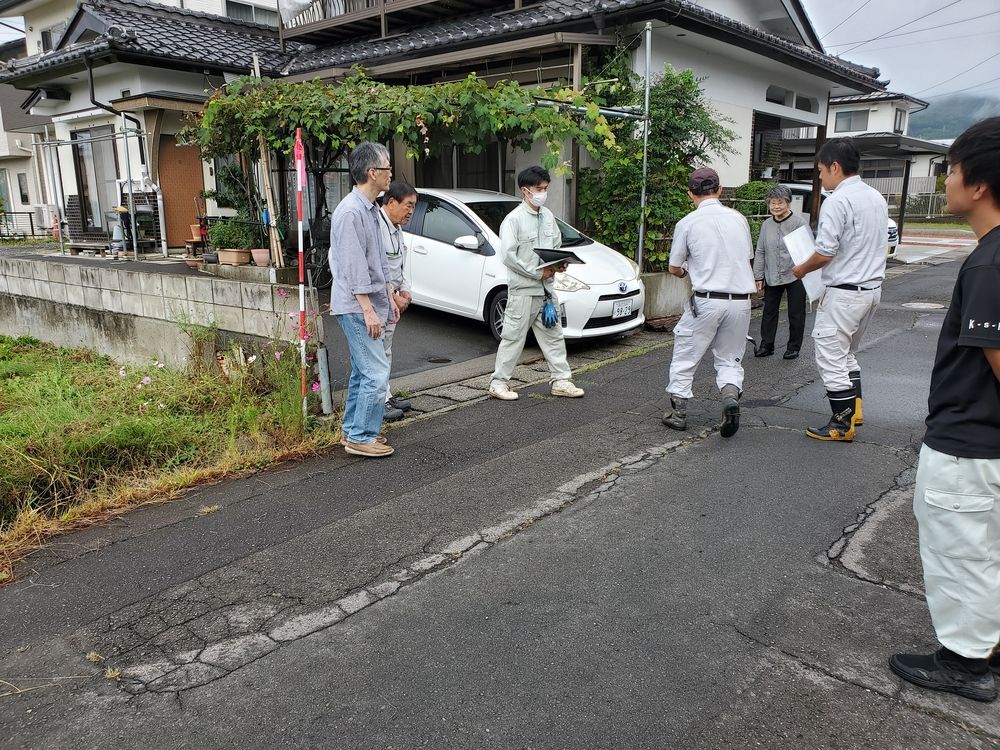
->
xmin=720 ymin=396 xmax=740 ymax=438
xmin=754 ymin=344 xmax=774 ymax=358
xmin=990 ymin=650 xmax=1000 ymax=677
xmin=889 ymin=649 xmax=997 ymax=702
xmin=383 ymin=405 xmax=405 ymax=422
xmin=387 ymin=395 xmax=411 ymax=412
xmin=782 ymin=348 xmax=799 ymax=360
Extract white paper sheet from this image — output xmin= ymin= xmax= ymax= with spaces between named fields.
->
xmin=782 ymin=225 xmax=824 ymax=303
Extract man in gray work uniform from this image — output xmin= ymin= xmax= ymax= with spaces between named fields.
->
xmin=792 ymin=137 xmax=888 ymax=442
xmin=662 ymin=167 xmax=756 ymax=438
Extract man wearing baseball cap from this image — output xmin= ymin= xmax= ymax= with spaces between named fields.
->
xmin=662 ymin=167 xmax=756 ymax=438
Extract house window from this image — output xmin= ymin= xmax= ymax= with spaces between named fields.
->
xmin=0 ymin=170 xmax=10 ymax=212
xmin=17 ymin=173 xmax=29 ymax=203
xmin=860 ymin=159 xmax=904 ymax=179
xmin=71 ymin=125 xmax=120 ymax=230
xmin=894 ymin=108 xmax=906 ymax=134
xmin=835 ymin=110 xmax=869 ymax=133
xmin=226 ymin=1 xmax=279 ymax=26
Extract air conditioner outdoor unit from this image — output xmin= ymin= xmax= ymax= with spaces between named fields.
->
xmin=32 ymin=204 xmax=57 ymax=232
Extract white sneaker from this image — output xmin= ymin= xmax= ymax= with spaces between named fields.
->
xmin=488 ymin=380 xmax=518 ymax=401
xmin=550 ymin=379 xmax=584 ymax=398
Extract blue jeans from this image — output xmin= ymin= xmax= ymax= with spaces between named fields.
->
xmin=336 ymin=313 xmax=390 ymax=444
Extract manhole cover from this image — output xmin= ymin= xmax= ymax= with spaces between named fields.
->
xmin=427 ymin=356 xmax=452 ymax=363
xmin=901 ymin=302 xmax=945 ymax=310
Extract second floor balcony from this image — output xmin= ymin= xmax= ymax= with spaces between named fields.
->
xmin=282 ymin=0 xmax=518 ymax=42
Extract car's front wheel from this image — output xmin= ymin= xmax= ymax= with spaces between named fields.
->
xmin=487 ymin=288 xmax=507 ymax=342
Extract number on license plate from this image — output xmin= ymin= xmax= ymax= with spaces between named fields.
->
xmin=612 ymin=299 xmax=632 ymax=319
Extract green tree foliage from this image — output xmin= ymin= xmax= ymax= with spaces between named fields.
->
xmin=729 ymin=180 xmax=773 ymax=246
xmin=180 ymin=70 xmax=615 ymax=216
xmin=576 ymin=59 xmax=737 ymax=269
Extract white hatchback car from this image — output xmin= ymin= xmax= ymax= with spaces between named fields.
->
xmin=400 ymin=188 xmax=645 ymax=341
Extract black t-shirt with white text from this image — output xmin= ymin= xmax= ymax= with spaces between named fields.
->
xmin=924 ymin=225 xmax=1000 ymax=458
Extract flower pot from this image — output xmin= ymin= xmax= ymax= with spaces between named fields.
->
xmin=218 ymin=248 xmax=252 ymax=266
xmin=250 ymin=247 xmax=270 ymax=267
xmin=183 ymin=256 xmax=202 ymax=269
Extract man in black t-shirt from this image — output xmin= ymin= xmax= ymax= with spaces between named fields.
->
xmin=889 ymin=117 xmax=1000 ymax=703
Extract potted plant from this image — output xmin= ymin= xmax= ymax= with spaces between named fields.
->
xmin=208 ymin=220 xmax=255 ymax=266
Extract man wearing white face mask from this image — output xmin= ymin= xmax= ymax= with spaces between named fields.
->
xmin=489 ymin=166 xmax=584 ymax=400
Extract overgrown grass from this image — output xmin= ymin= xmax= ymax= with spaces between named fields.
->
xmin=0 ymin=335 xmax=338 ymax=583
xmin=905 ymin=221 xmax=972 ymax=232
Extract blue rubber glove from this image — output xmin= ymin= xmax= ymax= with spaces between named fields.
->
xmin=541 ymin=300 xmax=559 ymax=328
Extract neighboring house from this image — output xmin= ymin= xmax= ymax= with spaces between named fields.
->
xmin=0 ymin=38 xmax=51 ymax=234
xmin=0 ymin=0 xmax=885 ymax=247
xmin=781 ymin=91 xmax=948 ymax=196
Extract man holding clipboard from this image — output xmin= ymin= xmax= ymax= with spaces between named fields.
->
xmin=488 ymin=166 xmax=585 ymax=401
xmin=792 ymin=138 xmax=888 ymax=442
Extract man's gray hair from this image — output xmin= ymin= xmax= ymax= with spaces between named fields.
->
xmin=349 ymin=142 xmax=391 ymax=185
xmin=766 ymin=185 xmax=792 ymax=202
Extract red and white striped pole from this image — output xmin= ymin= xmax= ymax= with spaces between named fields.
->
xmin=294 ymin=127 xmax=307 ymax=422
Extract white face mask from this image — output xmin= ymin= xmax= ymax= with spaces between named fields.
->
xmin=527 ymin=190 xmax=548 ymax=208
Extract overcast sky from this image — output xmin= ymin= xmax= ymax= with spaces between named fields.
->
xmin=801 ymin=0 xmax=1000 ymax=100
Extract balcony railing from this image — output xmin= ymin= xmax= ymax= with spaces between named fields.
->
xmin=284 ymin=0 xmax=381 ymax=30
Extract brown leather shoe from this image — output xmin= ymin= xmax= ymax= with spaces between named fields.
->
xmin=340 ymin=435 xmax=387 ymax=447
xmin=344 ymin=440 xmax=394 ymax=457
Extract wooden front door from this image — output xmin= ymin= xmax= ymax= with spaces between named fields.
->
xmin=158 ymin=135 xmax=204 ymax=248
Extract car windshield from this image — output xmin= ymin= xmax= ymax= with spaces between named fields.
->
xmin=466 ymin=201 xmax=593 ymax=247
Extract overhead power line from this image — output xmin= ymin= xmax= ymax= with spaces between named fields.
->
xmin=855 ymin=29 xmax=1000 ymax=54
xmin=925 ymin=73 xmax=1000 ymax=99
xmin=820 ymin=0 xmax=873 ymax=41
xmin=825 ymin=9 xmax=1000 ymax=47
xmin=915 ymin=50 xmax=1000 ymax=95
xmin=836 ymin=0 xmax=964 ymax=56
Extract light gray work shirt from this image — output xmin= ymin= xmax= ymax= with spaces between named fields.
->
xmin=499 ymin=201 xmax=561 ymax=296
xmin=669 ymin=199 xmax=756 ymax=294
xmin=754 ymin=212 xmax=809 ymax=286
xmin=815 ymin=175 xmax=888 ymax=288
xmin=329 ymin=187 xmax=390 ymax=321
xmin=378 ymin=207 xmax=410 ymax=293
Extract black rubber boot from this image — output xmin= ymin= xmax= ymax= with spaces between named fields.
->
xmin=662 ymin=397 xmax=688 ymax=431
xmin=849 ymin=370 xmax=863 ymax=426
xmin=806 ymin=388 xmax=856 ymax=441
xmin=719 ymin=384 xmax=740 ymax=438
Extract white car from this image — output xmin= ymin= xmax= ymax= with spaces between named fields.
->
xmin=400 ymin=188 xmax=645 ymax=341
xmin=782 ymin=183 xmax=899 ymax=258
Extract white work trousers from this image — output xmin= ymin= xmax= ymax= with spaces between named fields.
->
xmin=913 ymin=443 xmax=1000 ymax=659
xmin=811 ymin=286 xmax=880 ymax=392
xmin=666 ymin=297 xmax=751 ymax=400
xmin=382 ymin=320 xmax=397 ymax=403
xmin=492 ymin=292 xmax=572 ymax=383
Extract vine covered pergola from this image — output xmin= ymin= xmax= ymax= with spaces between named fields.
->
xmin=180 ymin=70 xmax=616 ymax=225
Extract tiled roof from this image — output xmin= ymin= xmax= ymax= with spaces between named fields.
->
xmin=286 ymin=0 xmax=882 ymax=90
xmin=831 ymin=91 xmax=928 ymax=107
xmin=0 ymin=0 xmax=305 ymax=83
xmin=0 ymin=0 xmax=882 ymax=93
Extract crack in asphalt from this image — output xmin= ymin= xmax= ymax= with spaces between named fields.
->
xmin=83 ymin=432 xmax=714 ymax=697
xmin=723 ymin=622 xmax=1000 ymax=744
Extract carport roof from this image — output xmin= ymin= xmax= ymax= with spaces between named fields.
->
xmin=781 ymin=132 xmax=950 ymax=160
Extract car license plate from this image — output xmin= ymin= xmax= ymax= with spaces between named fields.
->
xmin=612 ymin=299 xmax=632 ymax=319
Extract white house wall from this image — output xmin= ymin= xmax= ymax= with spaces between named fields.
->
xmin=639 ymin=29 xmax=832 ymax=187
xmin=22 ymin=0 xmax=73 ymax=56
xmin=829 ymin=101 xmax=906 ymax=135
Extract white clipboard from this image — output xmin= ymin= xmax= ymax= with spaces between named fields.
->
xmin=782 ymin=225 xmax=824 ymax=303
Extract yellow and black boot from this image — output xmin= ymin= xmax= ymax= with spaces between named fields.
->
xmin=806 ymin=388 xmax=857 ymax=441
xmin=849 ymin=370 xmax=863 ymax=426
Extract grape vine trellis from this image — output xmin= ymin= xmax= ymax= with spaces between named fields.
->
xmin=180 ymin=71 xmax=616 ymax=217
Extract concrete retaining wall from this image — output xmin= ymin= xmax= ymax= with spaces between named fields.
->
xmin=0 ymin=256 xmax=322 ymax=365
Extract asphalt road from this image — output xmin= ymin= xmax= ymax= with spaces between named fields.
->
xmin=2 ymin=260 xmax=997 ymax=749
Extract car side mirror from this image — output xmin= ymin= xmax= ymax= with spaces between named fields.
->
xmin=454 ymin=235 xmax=480 ymax=251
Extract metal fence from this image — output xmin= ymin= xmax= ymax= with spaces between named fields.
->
xmin=0 ymin=212 xmax=48 ymax=237
xmin=886 ymin=193 xmax=951 ymax=219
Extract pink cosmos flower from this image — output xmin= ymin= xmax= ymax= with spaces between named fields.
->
xmin=142 ymin=376 xmax=152 ymax=385
xmin=311 ymin=381 xmax=321 ymax=392
xmin=274 ymin=351 xmax=282 ymax=361
xmin=119 ymin=367 xmax=127 ymax=377
xmin=277 ymin=288 xmax=288 ymax=298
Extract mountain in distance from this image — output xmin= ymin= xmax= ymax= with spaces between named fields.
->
xmin=908 ymin=94 xmax=1000 ymax=140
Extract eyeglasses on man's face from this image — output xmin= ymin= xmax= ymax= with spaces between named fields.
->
xmin=371 ymin=166 xmax=392 ymax=173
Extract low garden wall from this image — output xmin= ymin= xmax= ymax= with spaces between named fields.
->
xmin=0 ymin=256 xmax=322 ymax=366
